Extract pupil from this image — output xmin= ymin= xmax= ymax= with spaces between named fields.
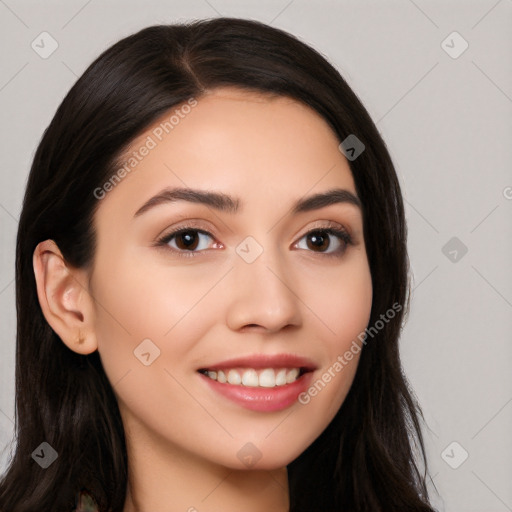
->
xmin=309 ymin=232 xmax=328 ymax=251
xmin=178 ymin=231 xmax=198 ymax=250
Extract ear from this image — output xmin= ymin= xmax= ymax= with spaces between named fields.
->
xmin=33 ymin=239 xmax=98 ymax=355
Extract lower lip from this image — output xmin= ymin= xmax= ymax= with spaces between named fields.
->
xmin=198 ymin=371 xmax=314 ymax=412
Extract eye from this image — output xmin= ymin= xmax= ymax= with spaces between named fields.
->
xmin=156 ymin=227 xmax=219 ymax=257
xmin=294 ymin=226 xmax=352 ymax=257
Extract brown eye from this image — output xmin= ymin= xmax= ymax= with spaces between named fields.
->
xmin=174 ymin=230 xmax=201 ymax=250
xmin=295 ymin=228 xmax=352 ymax=257
xmin=158 ymin=228 xmax=215 ymax=254
xmin=306 ymin=231 xmax=330 ymax=251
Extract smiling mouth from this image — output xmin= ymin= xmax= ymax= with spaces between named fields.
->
xmin=197 ymin=367 xmax=310 ymax=388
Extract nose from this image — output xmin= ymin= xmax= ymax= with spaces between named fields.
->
xmin=225 ymin=242 xmax=302 ymax=334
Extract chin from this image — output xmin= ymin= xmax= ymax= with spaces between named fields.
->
xmin=222 ymin=440 xmax=312 ymax=472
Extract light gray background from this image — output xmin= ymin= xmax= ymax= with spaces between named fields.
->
xmin=0 ymin=1 xmax=511 ymax=510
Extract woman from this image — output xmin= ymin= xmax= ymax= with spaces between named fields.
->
xmin=0 ymin=17 xmax=437 ymax=512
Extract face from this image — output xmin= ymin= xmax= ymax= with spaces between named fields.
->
xmin=88 ymin=87 xmax=372 ymax=470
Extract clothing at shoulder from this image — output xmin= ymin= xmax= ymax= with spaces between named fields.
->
xmin=73 ymin=491 xmax=99 ymax=512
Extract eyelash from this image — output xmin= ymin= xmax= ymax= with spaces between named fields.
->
xmin=154 ymin=221 xmax=354 ymax=259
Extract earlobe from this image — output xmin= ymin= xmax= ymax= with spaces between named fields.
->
xmin=32 ymin=239 xmax=98 ymax=355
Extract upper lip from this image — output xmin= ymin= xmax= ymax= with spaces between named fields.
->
xmin=198 ymin=353 xmax=317 ymax=372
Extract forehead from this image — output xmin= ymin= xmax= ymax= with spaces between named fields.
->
xmin=96 ymin=87 xmax=357 ymax=219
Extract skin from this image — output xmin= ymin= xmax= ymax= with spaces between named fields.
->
xmin=33 ymin=87 xmax=373 ymax=511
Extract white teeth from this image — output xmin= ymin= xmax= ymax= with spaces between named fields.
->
xmin=203 ymin=367 xmax=303 ymax=387
xmin=286 ymin=368 xmax=299 ymax=384
xmin=227 ymin=369 xmax=242 ymax=385
xmin=258 ymin=368 xmax=275 ymax=388
xmin=275 ymin=369 xmax=287 ymax=386
xmin=241 ymin=369 xmax=259 ymax=387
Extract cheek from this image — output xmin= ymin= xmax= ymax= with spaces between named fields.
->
xmin=292 ymin=257 xmax=372 ymax=421
xmin=89 ymin=256 xmax=226 ymax=446
xmin=302 ymin=254 xmax=373 ymax=346
xmin=89 ymin=252 xmax=217 ymax=381
xmin=96 ymin=244 xmax=213 ymax=323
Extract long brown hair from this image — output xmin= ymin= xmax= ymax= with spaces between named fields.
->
xmin=0 ymin=18 xmax=436 ymax=511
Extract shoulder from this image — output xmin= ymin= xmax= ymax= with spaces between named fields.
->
xmin=72 ymin=490 xmax=99 ymax=512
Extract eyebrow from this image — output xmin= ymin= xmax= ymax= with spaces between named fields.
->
xmin=133 ymin=186 xmax=362 ymax=218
